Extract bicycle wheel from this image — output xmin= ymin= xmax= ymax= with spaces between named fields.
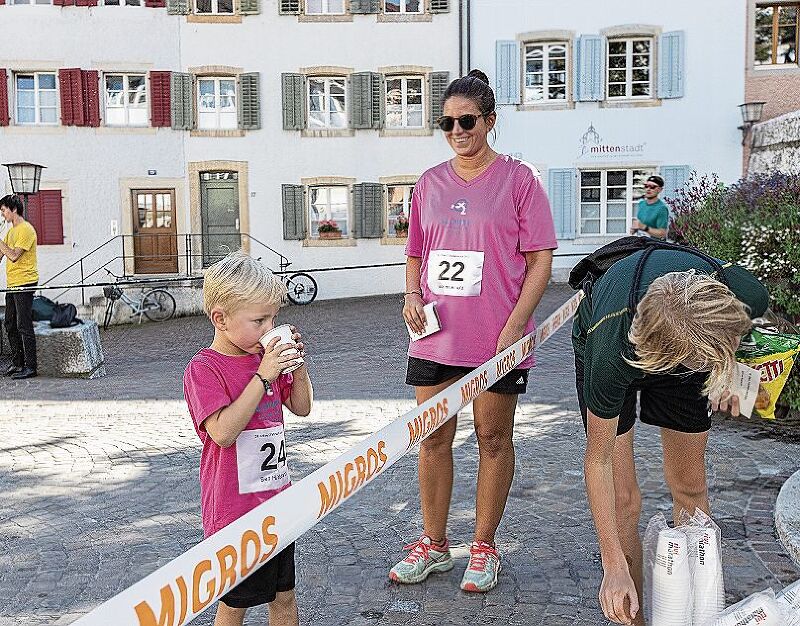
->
xmin=285 ymin=273 xmax=317 ymax=305
xmin=142 ymin=289 xmax=176 ymax=322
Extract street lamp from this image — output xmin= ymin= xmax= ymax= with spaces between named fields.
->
xmin=738 ymin=102 xmax=766 ymax=146
xmin=3 ymin=162 xmax=45 ymax=215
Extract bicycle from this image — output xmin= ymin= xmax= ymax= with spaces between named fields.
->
xmin=276 ymin=260 xmax=318 ymax=305
xmin=102 ymin=269 xmax=177 ymax=330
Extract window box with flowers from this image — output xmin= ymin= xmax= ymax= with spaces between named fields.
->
xmin=394 ymin=213 xmax=409 ymax=238
xmin=317 ymin=219 xmax=343 ymax=239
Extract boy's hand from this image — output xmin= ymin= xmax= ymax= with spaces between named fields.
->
xmin=258 ymin=337 xmax=300 ymax=383
xmin=290 ymin=325 xmax=306 ymax=361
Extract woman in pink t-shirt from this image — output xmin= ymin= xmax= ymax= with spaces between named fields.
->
xmin=389 ymin=70 xmax=557 ymax=592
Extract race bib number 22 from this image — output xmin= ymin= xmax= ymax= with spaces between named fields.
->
xmin=236 ymin=426 xmax=290 ymax=495
xmin=427 ymin=249 xmax=484 ymax=297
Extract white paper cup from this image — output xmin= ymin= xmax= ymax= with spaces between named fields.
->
xmin=689 ymin=528 xmax=725 ymax=625
xmin=259 ymin=324 xmax=304 ymax=374
xmin=713 ymin=595 xmax=783 ymax=626
xmin=652 ymin=529 xmax=691 ymax=626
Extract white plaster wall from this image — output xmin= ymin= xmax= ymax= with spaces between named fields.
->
xmin=470 ymin=0 xmax=747 ymax=276
xmin=0 ymin=7 xmax=184 ymax=295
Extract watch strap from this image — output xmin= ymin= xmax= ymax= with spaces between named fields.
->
xmin=253 ymin=372 xmax=274 ymax=396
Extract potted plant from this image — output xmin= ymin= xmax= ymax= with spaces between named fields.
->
xmin=317 ymin=219 xmax=342 ymax=240
xmin=394 ymin=213 xmax=409 ymax=238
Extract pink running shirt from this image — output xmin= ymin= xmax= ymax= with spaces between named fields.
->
xmin=184 ymin=348 xmax=294 ymax=537
xmin=405 ymin=155 xmax=557 ymax=368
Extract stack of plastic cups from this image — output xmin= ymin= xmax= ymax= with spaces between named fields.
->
xmin=777 ymin=579 xmax=800 ymax=626
xmin=711 ymin=594 xmax=784 ymax=626
xmin=652 ymin=528 xmax=692 ymax=626
xmin=689 ymin=527 xmax=725 ymax=625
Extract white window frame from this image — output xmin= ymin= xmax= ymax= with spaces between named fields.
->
xmin=196 ymin=76 xmax=238 ymax=130
xmin=14 ymin=72 xmax=58 ymax=126
xmin=523 ymin=41 xmax=569 ymax=104
xmin=386 ymin=184 xmax=414 ymax=237
xmin=385 ymin=76 xmax=424 ymax=129
xmin=578 ymin=168 xmax=654 ymax=237
xmin=305 ymin=0 xmax=344 ymax=15
xmin=309 ymin=185 xmax=350 ymax=238
xmin=104 ymin=73 xmax=148 ymax=127
xmin=606 ymin=37 xmax=653 ymax=100
xmin=383 ymin=0 xmax=423 ymax=14
xmin=194 ymin=0 xmax=234 ymax=14
xmin=307 ymin=76 xmax=348 ymax=129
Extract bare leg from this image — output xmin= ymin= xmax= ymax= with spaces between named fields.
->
xmin=472 ymin=391 xmax=517 ymax=544
xmin=268 ymin=590 xmax=299 ymax=626
xmin=661 ymin=428 xmax=710 ymax=526
xmin=417 ymin=377 xmax=460 ymax=543
xmin=612 ymin=428 xmax=645 ymax=626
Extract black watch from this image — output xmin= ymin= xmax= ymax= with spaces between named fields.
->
xmin=253 ymin=373 xmax=273 ymax=396
xmin=643 ymin=225 xmax=650 ymax=232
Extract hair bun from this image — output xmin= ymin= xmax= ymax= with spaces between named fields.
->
xmin=467 ymin=69 xmax=489 ymax=85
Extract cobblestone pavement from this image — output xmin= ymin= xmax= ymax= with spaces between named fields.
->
xmin=1 ymin=285 xmax=799 ymax=625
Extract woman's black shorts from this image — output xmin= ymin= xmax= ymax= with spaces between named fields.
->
xmin=406 ymin=356 xmax=529 ymax=395
xmin=219 ymin=543 xmax=295 ymax=608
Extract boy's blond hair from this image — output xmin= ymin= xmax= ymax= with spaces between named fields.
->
xmin=626 ymin=271 xmax=753 ymax=399
xmin=203 ymin=250 xmax=286 ymax=316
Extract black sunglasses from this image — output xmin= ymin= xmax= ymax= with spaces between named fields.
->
xmin=436 ymin=113 xmax=488 ymax=132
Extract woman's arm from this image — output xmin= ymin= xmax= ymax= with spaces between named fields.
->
xmin=403 ymin=256 xmax=427 ymax=335
xmin=496 ymin=249 xmax=552 ymax=352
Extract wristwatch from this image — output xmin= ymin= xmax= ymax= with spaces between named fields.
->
xmin=253 ymin=373 xmax=274 ymax=396
xmin=643 ymin=225 xmax=650 ymax=232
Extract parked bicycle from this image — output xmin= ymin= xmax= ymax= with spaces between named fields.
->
xmin=275 ymin=260 xmax=318 ymax=305
xmin=102 ymin=269 xmax=177 ymax=330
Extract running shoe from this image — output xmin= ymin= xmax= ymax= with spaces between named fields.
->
xmin=460 ymin=541 xmax=500 ymax=592
xmin=389 ymin=535 xmax=454 ymax=584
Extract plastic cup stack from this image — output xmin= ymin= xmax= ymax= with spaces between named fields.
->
xmin=777 ymin=579 xmax=800 ymax=626
xmin=652 ymin=528 xmax=692 ymax=626
xmin=689 ymin=527 xmax=724 ymax=625
xmin=711 ymin=594 xmax=784 ymax=626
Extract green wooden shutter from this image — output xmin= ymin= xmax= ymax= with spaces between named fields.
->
xmin=350 ymin=72 xmax=382 ymax=129
xmin=282 ymin=73 xmax=306 ymax=130
xmin=428 ymin=71 xmax=449 ymax=128
xmin=350 ymin=0 xmax=378 ymax=13
xmin=238 ymin=72 xmax=261 ymax=130
xmin=166 ymin=0 xmax=189 ymax=14
xmin=428 ymin=0 xmax=448 ymax=13
xmin=282 ymin=185 xmax=307 ymax=240
xmin=353 ymin=183 xmax=384 ymax=238
xmin=278 ymin=0 xmax=299 ymax=14
xmin=170 ymin=72 xmax=193 ymax=130
xmin=240 ymin=0 xmax=260 ymax=14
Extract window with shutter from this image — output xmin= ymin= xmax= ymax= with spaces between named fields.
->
xmin=495 ymin=40 xmax=521 ymax=105
xmin=385 ymin=75 xmax=423 ymax=128
xmin=353 ymin=183 xmax=383 ymax=238
xmin=278 ymin=0 xmax=299 ymax=13
xmin=145 ymin=0 xmax=166 ymax=6
xmin=386 ymin=184 xmax=413 ymax=238
xmin=239 ymin=0 xmax=259 ymax=14
xmin=427 ymin=71 xmax=448 ymax=128
xmin=658 ymin=31 xmax=685 ymax=99
xmin=171 ymin=72 xmax=193 ymax=130
xmin=58 ymin=69 xmax=87 ymax=126
xmin=350 ymin=0 xmax=378 ymax=13
xmin=16 ymin=72 xmax=58 ymax=125
xmin=25 ymin=190 xmax=64 ymax=246
xmin=350 ymin=72 xmax=382 ymax=129
xmin=658 ymin=165 xmax=692 ymax=202
xmin=428 ymin=0 xmax=447 ymax=12
xmin=166 ymin=0 xmax=189 ymax=13
xmin=282 ymin=185 xmax=307 ymax=240
xmin=149 ymin=71 xmax=171 ymax=127
xmin=238 ymin=72 xmax=261 ymax=130
xmin=282 ymin=73 xmax=306 ymax=130
xmin=0 ymin=69 xmax=9 ymax=127
xmin=575 ymin=35 xmax=604 ymax=102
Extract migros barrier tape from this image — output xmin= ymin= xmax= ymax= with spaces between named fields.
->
xmin=70 ymin=291 xmax=585 ymax=626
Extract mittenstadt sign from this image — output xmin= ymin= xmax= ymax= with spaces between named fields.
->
xmin=578 ymin=123 xmax=647 ymax=159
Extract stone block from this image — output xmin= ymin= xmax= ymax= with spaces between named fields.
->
xmin=34 ymin=320 xmax=106 ymax=378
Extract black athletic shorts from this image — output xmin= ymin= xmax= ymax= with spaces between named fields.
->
xmin=219 ymin=543 xmax=295 ymax=608
xmin=575 ymin=356 xmax=711 ymax=436
xmin=406 ymin=356 xmax=529 ymax=395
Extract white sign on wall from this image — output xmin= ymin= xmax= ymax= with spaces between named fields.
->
xmin=577 ymin=123 xmax=647 ymax=161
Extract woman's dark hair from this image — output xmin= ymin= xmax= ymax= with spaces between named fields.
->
xmin=0 ymin=194 xmax=24 ymax=216
xmin=443 ymin=69 xmax=495 ymax=115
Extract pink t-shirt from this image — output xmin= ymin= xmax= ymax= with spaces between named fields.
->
xmin=405 ymin=155 xmax=557 ymax=368
xmin=184 ymin=348 xmax=294 ymax=537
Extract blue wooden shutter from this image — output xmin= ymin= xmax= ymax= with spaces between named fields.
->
xmin=659 ymin=165 xmax=692 ymax=203
xmin=575 ymin=35 xmax=604 ymax=102
xmin=658 ymin=31 xmax=685 ymax=99
xmin=282 ymin=185 xmax=306 ymax=240
xmin=495 ymin=40 xmax=520 ymax=105
xmin=548 ymin=168 xmax=577 ymax=239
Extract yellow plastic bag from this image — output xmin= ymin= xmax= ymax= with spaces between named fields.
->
xmin=736 ymin=328 xmax=800 ymax=419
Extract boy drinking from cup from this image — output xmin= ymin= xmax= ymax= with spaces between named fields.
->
xmin=183 ymin=251 xmax=313 ymax=626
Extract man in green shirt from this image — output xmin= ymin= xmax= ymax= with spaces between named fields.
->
xmin=630 ymin=175 xmax=669 ymax=240
xmin=572 ymin=248 xmax=769 ymax=625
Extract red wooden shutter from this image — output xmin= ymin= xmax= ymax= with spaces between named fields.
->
xmin=145 ymin=0 xmax=165 ymax=6
xmin=0 ymin=69 xmax=9 ymax=127
xmin=149 ymin=71 xmax=171 ymax=127
xmin=58 ymin=69 xmax=74 ymax=125
xmin=75 ymin=0 xmax=98 ymax=6
xmin=54 ymin=0 xmax=75 ymax=6
xmin=82 ymin=70 xmax=100 ymax=127
xmin=0 ymin=1 xmax=6 ymax=7
xmin=25 ymin=191 xmax=63 ymax=246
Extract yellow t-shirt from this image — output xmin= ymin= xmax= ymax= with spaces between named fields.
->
xmin=4 ymin=221 xmax=39 ymax=288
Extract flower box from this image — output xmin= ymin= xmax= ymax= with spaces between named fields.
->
xmin=318 ymin=230 xmax=342 ymax=240
xmin=395 ymin=229 xmax=408 ymax=239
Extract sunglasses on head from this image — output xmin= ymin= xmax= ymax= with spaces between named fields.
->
xmin=436 ymin=113 xmax=487 ymax=132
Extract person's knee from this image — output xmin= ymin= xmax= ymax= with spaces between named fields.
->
xmin=474 ymin=423 xmax=513 ymax=458
xmin=668 ymin=474 xmax=708 ymax=506
xmin=420 ymin=425 xmax=455 ymax=453
xmin=269 ymin=590 xmax=297 ymax=617
xmin=615 ymin=483 xmax=642 ymax=522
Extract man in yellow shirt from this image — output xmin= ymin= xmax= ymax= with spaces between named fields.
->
xmin=0 ymin=194 xmax=39 ymax=379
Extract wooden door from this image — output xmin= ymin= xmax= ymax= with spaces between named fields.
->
xmin=132 ymin=189 xmax=178 ymax=274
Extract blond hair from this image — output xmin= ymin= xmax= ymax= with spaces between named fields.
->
xmin=203 ymin=250 xmax=286 ymax=316
xmin=626 ymin=271 xmax=753 ymax=398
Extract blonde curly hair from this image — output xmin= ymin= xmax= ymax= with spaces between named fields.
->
xmin=626 ymin=271 xmax=753 ymax=399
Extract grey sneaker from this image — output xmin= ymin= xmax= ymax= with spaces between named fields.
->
xmin=389 ymin=535 xmax=454 ymax=584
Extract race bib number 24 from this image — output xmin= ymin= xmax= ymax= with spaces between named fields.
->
xmin=427 ymin=249 xmax=484 ymax=297
xmin=236 ymin=426 xmax=290 ymax=495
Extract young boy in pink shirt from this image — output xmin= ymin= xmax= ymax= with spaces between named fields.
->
xmin=183 ymin=251 xmax=313 ymax=626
